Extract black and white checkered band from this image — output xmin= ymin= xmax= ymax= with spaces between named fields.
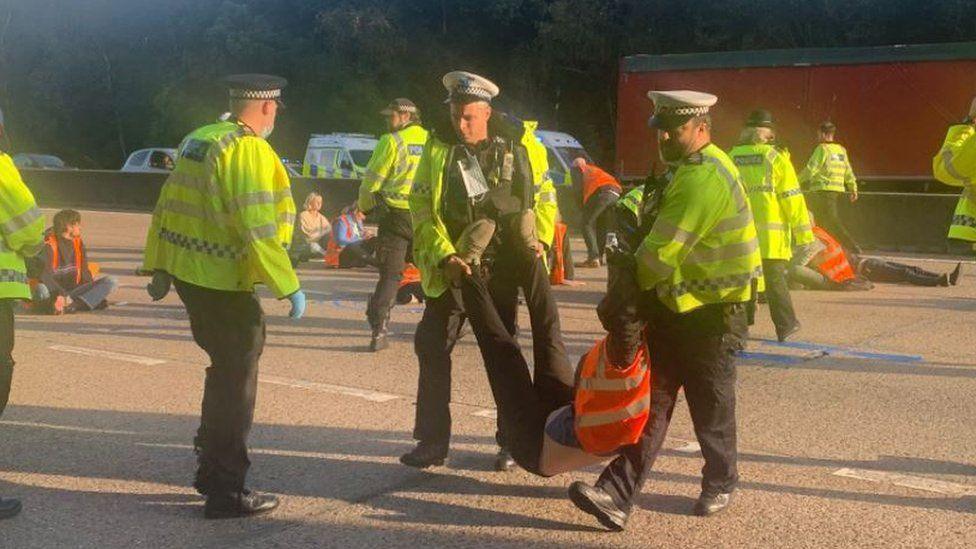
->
xmin=656 ymin=105 xmax=710 ymax=116
xmin=159 ymin=228 xmax=243 ymax=260
xmin=450 ymin=83 xmax=494 ymax=102
xmin=229 ymin=89 xmax=281 ymax=100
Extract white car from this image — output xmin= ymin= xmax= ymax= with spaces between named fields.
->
xmin=302 ymin=133 xmax=378 ymax=179
xmin=121 ymin=148 xmax=177 ymax=173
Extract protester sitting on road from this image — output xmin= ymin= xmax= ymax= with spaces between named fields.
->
xmin=790 ymin=224 xmax=961 ymax=290
xmin=331 ymin=206 xmax=376 ymax=268
xmin=30 ymin=209 xmax=117 ymax=314
xmin=291 ymin=192 xmax=331 ymax=265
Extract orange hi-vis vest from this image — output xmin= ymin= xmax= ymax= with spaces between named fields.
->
xmin=399 ymin=262 xmax=421 ymax=289
xmin=46 ymin=233 xmax=85 ymax=284
xmin=813 ymin=226 xmax=855 ymax=283
xmin=581 ymin=164 xmax=621 ymax=205
xmin=573 ymin=336 xmax=651 ymax=455
xmin=549 ymin=222 xmax=568 ymax=285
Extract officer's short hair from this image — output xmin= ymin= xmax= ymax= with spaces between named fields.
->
xmin=53 ymin=209 xmax=82 ymax=234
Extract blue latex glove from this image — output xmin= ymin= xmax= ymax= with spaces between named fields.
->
xmin=287 ymin=290 xmax=306 ymax=319
xmin=146 ymin=271 xmax=173 ymax=301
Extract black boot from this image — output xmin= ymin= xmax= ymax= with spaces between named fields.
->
xmin=568 ymin=481 xmax=628 ymax=531
xmin=369 ymin=318 xmax=389 ymax=352
xmin=400 ymin=441 xmax=448 ymax=468
xmin=949 ymin=262 xmax=962 ymax=286
xmin=205 ymin=489 xmax=279 ymax=519
xmin=693 ymin=492 xmax=733 ymax=517
xmin=0 ymin=497 xmax=22 ymax=520
xmin=494 ymin=448 xmax=516 ymax=472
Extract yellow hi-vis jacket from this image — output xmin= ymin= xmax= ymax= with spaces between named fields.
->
xmin=358 ymin=123 xmax=429 ymax=212
xmin=0 ymin=153 xmax=44 ymax=299
xmin=409 ymin=126 xmax=556 ymax=298
xmin=933 ymin=123 xmax=976 ymax=242
xmin=635 ymin=144 xmax=764 ymax=313
xmin=799 ymin=141 xmax=857 ymax=193
xmin=143 ymin=121 xmax=299 ymax=298
xmin=729 ymin=143 xmax=815 ymax=260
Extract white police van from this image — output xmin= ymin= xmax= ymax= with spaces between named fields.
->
xmin=302 ymin=133 xmax=378 ymax=179
xmin=534 ymin=130 xmax=592 ymax=187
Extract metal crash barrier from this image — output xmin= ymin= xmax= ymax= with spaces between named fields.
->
xmin=15 ymin=169 xmax=966 ymax=254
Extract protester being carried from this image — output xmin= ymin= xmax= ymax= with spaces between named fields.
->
xmin=31 ymin=209 xmax=117 ymax=314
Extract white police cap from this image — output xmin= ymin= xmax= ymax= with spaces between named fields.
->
xmin=442 ymin=71 xmax=500 ymax=104
xmin=647 ymin=90 xmax=717 ymax=128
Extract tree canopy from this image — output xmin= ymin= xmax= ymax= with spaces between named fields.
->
xmin=1 ymin=0 xmax=974 ymax=168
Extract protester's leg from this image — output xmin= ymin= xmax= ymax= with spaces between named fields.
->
xmin=762 ymin=259 xmax=799 ymax=339
xmin=70 ymin=276 xmax=118 ymax=309
xmin=580 ymin=198 xmax=602 ymax=261
xmin=308 ymin=241 xmax=326 ymax=256
xmin=823 ymin=192 xmax=860 ymax=253
xmin=593 ymin=192 xmax=617 ymax=259
xmin=863 ymin=259 xmax=946 ymax=287
xmin=562 ymin=230 xmax=576 ymax=280
xmin=789 ymin=264 xmax=832 ymax=290
xmin=367 ymin=212 xmax=411 ymax=340
xmin=460 ymin=271 xmax=550 ymax=474
xmin=410 ymin=290 xmax=464 ymax=454
xmin=174 ymin=281 xmax=265 ymax=495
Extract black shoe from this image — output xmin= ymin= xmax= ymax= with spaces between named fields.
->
xmin=0 ymin=497 xmax=22 ymax=520
xmin=568 ymin=481 xmax=628 ymax=532
xmin=776 ymin=321 xmax=801 ymax=342
xmin=204 ymin=490 xmax=279 ymax=519
xmin=369 ymin=316 xmax=389 ymax=352
xmin=693 ymin=492 xmax=733 ymax=517
xmin=494 ymin=449 xmax=516 ymax=472
xmin=399 ymin=442 xmax=447 ymax=468
xmin=949 ymin=262 xmax=962 ymax=286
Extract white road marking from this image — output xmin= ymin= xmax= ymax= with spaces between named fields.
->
xmin=48 ymin=344 xmax=167 ymax=366
xmin=471 ymin=409 xmax=497 ymax=419
xmin=258 ymin=374 xmax=400 ymax=402
xmin=138 ymin=442 xmax=393 ymax=464
xmin=0 ymin=420 xmax=141 ymax=436
xmin=832 ymin=467 xmax=976 ymax=496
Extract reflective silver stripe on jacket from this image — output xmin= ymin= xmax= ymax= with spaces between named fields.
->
xmin=1 ymin=206 xmax=41 ymax=235
xmin=686 ymin=238 xmax=759 ymax=263
xmin=575 ymin=398 xmax=650 ymax=428
xmin=942 ymin=149 xmax=972 ymax=185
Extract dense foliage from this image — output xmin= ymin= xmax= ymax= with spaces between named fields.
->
xmin=1 ymin=0 xmax=974 ymax=168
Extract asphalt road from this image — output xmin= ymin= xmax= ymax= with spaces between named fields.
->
xmin=1 ymin=210 xmax=974 ymax=548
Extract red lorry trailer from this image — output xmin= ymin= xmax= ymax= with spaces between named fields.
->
xmin=615 ymin=42 xmax=976 ymax=184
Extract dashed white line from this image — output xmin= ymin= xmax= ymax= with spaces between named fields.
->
xmin=259 ymin=374 xmax=400 ymax=403
xmin=0 ymin=420 xmax=141 ymax=436
xmin=832 ymin=467 xmax=976 ymax=496
xmin=48 ymin=344 xmax=167 ymax=366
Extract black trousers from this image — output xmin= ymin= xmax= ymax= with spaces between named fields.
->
xmin=366 ymin=209 xmax=412 ymax=328
xmin=859 ymin=258 xmax=945 ymax=286
xmin=807 ymin=191 xmax=859 ymax=252
xmin=581 ymin=189 xmax=619 ymax=261
xmin=596 ymin=299 xmax=742 ymax=512
xmin=412 ymin=251 xmax=573 ymax=449
xmin=747 ymin=259 xmax=798 ymax=339
xmin=175 ymin=280 xmax=266 ymax=494
xmin=0 ymin=299 xmax=15 ymax=417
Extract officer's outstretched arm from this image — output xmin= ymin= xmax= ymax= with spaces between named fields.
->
xmin=409 ymin=141 xmax=456 ymax=276
xmin=933 ymin=125 xmax=976 ymax=187
xmin=776 ymin=154 xmax=814 ymax=247
xmin=634 ymin=173 xmax=727 ymax=291
xmin=0 ymin=170 xmax=43 ymax=257
xmin=358 ymin=134 xmax=396 ymax=212
xmin=223 ymin=138 xmax=300 ymax=299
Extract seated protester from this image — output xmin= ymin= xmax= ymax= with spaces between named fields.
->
xmin=790 ymin=225 xmax=961 ymax=290
xmin=333 ymin=206 xmax=376 ymax=268
xmin=395 ymin=263 xmax=424 ymax=305
xmin=292 ymin=192 xmax=331 ymax=265
xmin=33 ymin=209 xmax=117 ymax=314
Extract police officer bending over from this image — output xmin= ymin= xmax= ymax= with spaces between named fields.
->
xmin=569 ymin=90 xmax=763 ymax=529
xmin=402 ymin=71 xmax=574 ymax=470
xmin=143 ymin=74 xmax=306 ymax=519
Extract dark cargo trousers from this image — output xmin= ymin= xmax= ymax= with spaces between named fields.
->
xmin=175 ymin=280 xmax=265 ymax=494
xmin=366 ymin=209 xmax=412 ymax=329
xmin=595 ymin=298 xmax=742 ymax=513
xmin=0 ymin=300 xmax=15 ymax=417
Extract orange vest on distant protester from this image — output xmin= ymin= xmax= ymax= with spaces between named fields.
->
xmin=549 ymin=222 xmax=568 ymax=285
xmin=399 ymin=263 xmax=421 ymax=289
xmin=574 ymin=337 xmax=651 ymax=455
xmin=581 ymin=164 xmax=621 ymax=205
xmin=813 ymin=226 xmax=855 ymax=283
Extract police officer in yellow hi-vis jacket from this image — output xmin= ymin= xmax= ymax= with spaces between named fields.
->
xmin=401 ymin=71 xmax=573 ymax=471
xmin=730 ymin=110 xmax=814 ymax=341
xmin=143 ymin=74 xmax=305 ymax=520
xmin=0 ymin=106 xmax=44 ymax=520
xmin=359 ymin=98 xmax=429 ymax=351
xmin=800 ymin=121 xmax=860 ymax=254
xmin=933 ymin=97 xmax=976 ymax=248
xmin=569 ymin=91 xmax=763 ymax=530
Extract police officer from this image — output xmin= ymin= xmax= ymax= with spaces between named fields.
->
xmin=933 ymin=97 xmax=976 ymax=247
xmin=359 ymin=98 xmax=429 ymax=351
xmin=401 ymin=71 xmax=573 ymax=470
xmin=569 ymin=91 xmax=763 ymax=529
xmin=800 ymin=121 xmax=860 ymax=254
xmin=0 ymin=106 xmax=45 ymax=520
xmin=730 ymin=110 xmax=814 ymax=341
xmin=143 ymin=74 xmax=306 ymax=519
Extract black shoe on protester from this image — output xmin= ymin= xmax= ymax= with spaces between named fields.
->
xmin=949 ymin=262 xmax=963 ymax=286
xmin=369 ymin=329 xmax=389 ymax=352
xmin=494 ymin=448 xmax=516 ymax=472
xmin=0 ymin=497 xmax=22 ymax=520
xmin=204 ymin=490 xmax=279 ymax=519
xmin=399 ymin=442 xmax=448 ymax=468
xmin=776 ymin=321 xmax=801 ymax=342
xmin=693 ymin=492 xmax=733 ymax=517
xmin=568 ymin=481 xmax=628 ymax=532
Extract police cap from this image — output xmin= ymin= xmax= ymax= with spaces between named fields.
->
xmin=442 ymin=71 xmax=499 ymax=105
xmin=224 ymin=74 xmax=287 ymax=105
xmin=746 ymin=109 xmax=775 ymax=128
xmin=380 ymin=98 xmax=419 ymax=116
xmin=647 ymin=90 xmax=717 ymax=130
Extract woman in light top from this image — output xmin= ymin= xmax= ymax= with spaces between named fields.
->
xmin=298 ymin=192 xmax=331 ymax=257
